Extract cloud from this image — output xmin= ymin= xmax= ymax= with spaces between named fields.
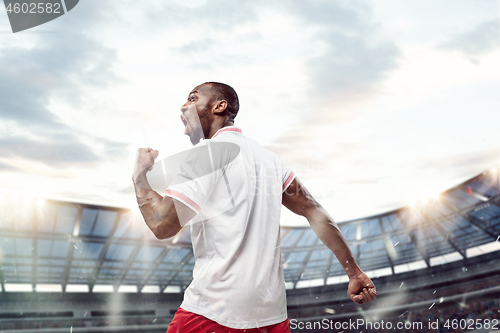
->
xmin=118 ymin=184 xmax=134 ymax=195
xmin=0 ymin=1 xmax=125 ymax=167
xmin=135 ymin=0 xmax=399 ymax=109
xmin=0 ymin=135 xmax=99 ymax=165
xmin=0 ymin=161 xmax=18 ymax=171
xmin=415 ymin=146 xmax=500 ymax=180
xmin=0 ymin=130 xmax=127 ymax=167
xmin=283 ymin=1 xmax=400 ymax=101
xmin=437 ymin=19 xmax=500 ymax=57
xmin=0 ymin=33 xmax=119 ymax=125
xmin=95 ymin=137 xmax=128 ymax=159
xmin=247 ymin=2 xmax=402 ymax=189
xmin=282 ymin=0 xmax=369 ymax=29
xmin=306 ymin=31 xmax=400 ymax=98
xmin=145 ymin=0 xmax=259 ymax=31
xmin=175 ymin=37 xmax=218 ymax=56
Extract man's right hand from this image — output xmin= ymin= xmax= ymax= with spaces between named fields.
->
xmin=133 ymin=148 xmax=159 ymax=183
xmin=347 ymin=272 xmax=377 ymax=305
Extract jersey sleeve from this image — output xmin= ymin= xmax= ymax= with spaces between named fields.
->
xmin=282 ymin=165 xmax=295 ymax=193
xmin=165 ymin=141 xmax=223 ymax=216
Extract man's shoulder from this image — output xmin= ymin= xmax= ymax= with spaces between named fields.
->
xmin=211 ymin=127 xmax=282 ymax=162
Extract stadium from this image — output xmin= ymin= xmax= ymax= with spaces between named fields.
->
xmin=1 ymin=165 xmax=499 ymax=333
xmin=1 ymin=0 xmax=499 ymax=331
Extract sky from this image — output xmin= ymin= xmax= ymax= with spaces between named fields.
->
xmin=0 ymin=0 xmax=499 ymax=226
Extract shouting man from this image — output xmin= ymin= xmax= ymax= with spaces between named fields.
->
xmin=133 ymin=82 xmax=377 ymax=333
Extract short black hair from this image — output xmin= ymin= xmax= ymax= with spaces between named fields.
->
xmin=205 ymin=82 xmax=239 ymax=122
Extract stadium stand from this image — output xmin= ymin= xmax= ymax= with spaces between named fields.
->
xmin=0 ymin=165 xmax=499 ymax=332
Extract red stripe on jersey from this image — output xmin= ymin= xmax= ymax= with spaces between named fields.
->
xmin=166 ymin=190 xmax=202 ymax=212
xmin=282 ymin=172 xmax=295 ymax=191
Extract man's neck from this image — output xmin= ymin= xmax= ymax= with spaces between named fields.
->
xmin=207 ymin=120 xmax=235 ymax=139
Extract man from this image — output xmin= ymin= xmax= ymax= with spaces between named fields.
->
xmin=133 ymin=82 xmax=377 ymax=333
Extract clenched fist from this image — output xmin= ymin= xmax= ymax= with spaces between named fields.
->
xmin=133 ymin=148 xmax=159 ymax=183
xmin=347 ymin=272 xmax=377 ymax=305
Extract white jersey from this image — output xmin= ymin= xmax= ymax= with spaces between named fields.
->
xmin=165 ymin=126 xmax=295 ymax=329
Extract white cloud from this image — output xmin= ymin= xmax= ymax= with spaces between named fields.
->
xmin=437 ymin=19 xmax=500 ymax=57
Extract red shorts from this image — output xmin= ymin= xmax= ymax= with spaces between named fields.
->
xmin=166 ymin=307 xmax=291 ymax=333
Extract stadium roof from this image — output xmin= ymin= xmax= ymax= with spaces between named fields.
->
xmin=1 ymin=166 xmax=500 ymax=293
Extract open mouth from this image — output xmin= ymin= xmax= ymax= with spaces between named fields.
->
xmin=181 ymin=114 xmax=188 ymax=134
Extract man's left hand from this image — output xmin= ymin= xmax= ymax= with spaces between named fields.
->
xmin=347 ymin=272 xmax=377 ymax=305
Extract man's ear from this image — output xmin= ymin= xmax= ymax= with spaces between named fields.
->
xmin=213 ymin=100 xmax=228 ymax=115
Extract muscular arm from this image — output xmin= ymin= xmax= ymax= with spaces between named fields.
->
xmin=282 ymin=177 xmax=377 ymax=304
xmin=133 ymin=148 xmax=195 ymax=239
